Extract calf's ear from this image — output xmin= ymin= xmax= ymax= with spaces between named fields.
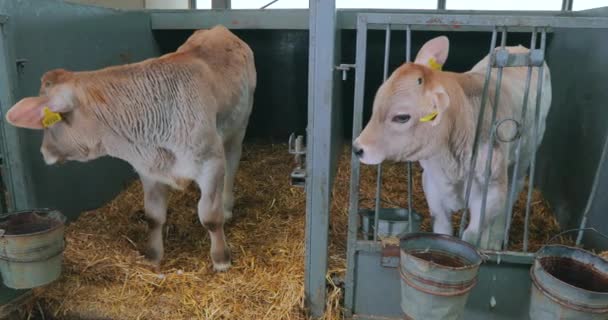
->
xmin=5 ymin=96 xmax=48 ymax=130
xmin=414 ymin=36 xmax=449 ymax=70
xmin=423 ymin=85 xmax=450 ymax=127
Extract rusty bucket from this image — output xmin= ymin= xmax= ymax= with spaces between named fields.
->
xmin=0 ymin=209 xmax=66 ymax=289
xmin=529 ymin=245 xmax=608 ymax=320
xmin=399 ymin=233 xmax=482 ymax=320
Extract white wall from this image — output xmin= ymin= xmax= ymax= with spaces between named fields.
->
xmin=65 ymin=0 xmax=192 ymax=9
xmin=145 ymin=0 xmax=190 ymax=9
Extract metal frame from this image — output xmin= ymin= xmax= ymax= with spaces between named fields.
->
xmin=305 ymin=0 xmax=341 ymax=317
xmin=342 ymin=11 xmax=608 ymax=318
xmin=0 ymin=16 xmax=29 ymax=214
xmin=150 ymin=8 xmax=608 ymax=30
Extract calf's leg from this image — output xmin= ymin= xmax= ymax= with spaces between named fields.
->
xmin=196 ymin=156 xmax=231 ymax=271
xmin=222 ymin=129 xmax=246 ymax=221
xmin=140 ymin=175 xmax=169 ymax=268
xmin=463 ymin=182 xmax=506 ymax=250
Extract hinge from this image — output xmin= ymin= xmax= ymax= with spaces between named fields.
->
xmin=288 ymin=133 xmax=306 ymax=187
xmin=335 ymin=63 xmax=356 ymax=81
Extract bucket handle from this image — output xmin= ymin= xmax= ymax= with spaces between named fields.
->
xmin=546 ymin=227 xmax=608 ymax=249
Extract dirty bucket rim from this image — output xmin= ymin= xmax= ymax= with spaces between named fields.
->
xmin=534 ymin=244 xmax=608 ymax=296
xmin=400 ymin=232 xmax=483 ymax=270
xmin=0 ymin=209 xmax=66 ymax=238
xmin=530 ymin=266 xmax=608 ymax=313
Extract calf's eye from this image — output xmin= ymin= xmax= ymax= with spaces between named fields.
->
xmin=392 ymin=114 xmax=411 ymax=123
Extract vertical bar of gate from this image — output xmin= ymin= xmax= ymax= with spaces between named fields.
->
xmin=523 ymin=29 xmax=547 ymax=252
xmin=437 ymin=0 xmax=447 ymax=10
xmin=459 ymin=28 xmax=498 ymax=237
xmin=373 ymin=24 xmax=391 ymax=242
xmin=477 ymin=29 xmax=507 ymax=247
xmin=345 ymin=15 xmax=368 ymax=314
xmin=502 ymin=30 xmax=537 ymax=249
xmin=405 ymin=25 xmax=413 ymax=232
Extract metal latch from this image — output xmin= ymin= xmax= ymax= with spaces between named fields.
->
xmin=288 ymin=133 xmax=306 ymax=187
xmin=380 ymin=245 xmax=400 ymax=268
xmin=335 ymin=63 xmax=355 ymax=81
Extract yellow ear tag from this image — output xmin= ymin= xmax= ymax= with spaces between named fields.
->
xmin=428 ymin=57 xmax=443 ymax=71
xmin=419 ymin=111 xmax=439 ymax=123
xmin=42 ymin=107 xmax=62 ymax=128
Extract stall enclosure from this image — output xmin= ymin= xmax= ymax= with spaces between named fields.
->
xmin=339 ymin=10 xmax=608 ymax=320
xmin=0 ymin=1 xmax=608 ymax=319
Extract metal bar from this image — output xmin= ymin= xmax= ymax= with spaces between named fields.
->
xmin=362 ymin=13 xmax=608 ymax=29
xmin=304 ymin=0 xmax=337 ymax=316
xmin=373 ymin=24 xmax=391 ymax=242
xmin=562 ymin=0 xmax=573 ymax=12
xmin=523 ymin=29 xmax=547 ymax=252
xmin=477 ymin=29 xmax=507 ymax=247
xmin=211 ymin=0 xmax=231 ymax=9
xmin=406 ymin=25 xmax=411 ymax=63
xmin=261 ymin=0 xmax=280 ymax=9
xmin=345 ymin=15 xmax=368 ymax=315
xmin=575 ymin=128 xmax=608 ymax=244
xmin=503 ymin=30 xmax=537 ymax=250
xmin=189 ymin=0 xmax=197 ymax=9
xmin=405 ymin=25 xmax=413 ymax=233
xmin=150 ymin=11 xmax=608 ymax=31
xmin=437 ymin=0 xmax=447 ymax=10
xmin=459 ymin=28 xmax=498 ymax=237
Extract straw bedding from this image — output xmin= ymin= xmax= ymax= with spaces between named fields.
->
xmin=21 ymin=142 xmax=570 ymax=320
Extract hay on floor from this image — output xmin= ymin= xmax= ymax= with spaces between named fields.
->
xmin=21 ymin=143 xmax=571 ymax=320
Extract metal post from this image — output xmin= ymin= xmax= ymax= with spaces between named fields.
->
xmin=305 ymin=0 xmax=337 ymax=317
xmin=405 ymin=25 xmax=413 ymax=232
xmin=373 ymin=24 xmax=391 ymax=242
xmin=261 ymin=0 xmax=280 ymax=9
xmin=523 ymin=29 xmax=547 ymax=252
xmin=562 ymin=0 xmax=573 ymax=11
xmin=437 ymin=0 xmax=447 ymax=10
xmin=503 ymin=30 xmax=537 ymax=249
xmin=211 ymin=0 xmax=230 ymax=9
xmin=345 ymin=15 xmax=368 ymax=315
xmin=189 ymin=0 xmax=197 ymax=9
xmin=477 ymin=29 xmax=507 ymax=247
xmin=459 ymin=28 xmax=498 ymax=237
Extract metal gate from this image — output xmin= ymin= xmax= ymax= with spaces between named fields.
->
xmin=343 ymin=12 xmax=608 ymax=319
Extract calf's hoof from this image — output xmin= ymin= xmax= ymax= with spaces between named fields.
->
xmin=211 ymin=248 xmax=232 ymax=272
xmin=223 ymin=210 xmax=233 ymax=221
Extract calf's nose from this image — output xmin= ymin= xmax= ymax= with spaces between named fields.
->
xmin=352 ymin=143 xmax=364 ymax=158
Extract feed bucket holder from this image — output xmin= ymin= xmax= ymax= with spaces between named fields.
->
xmin=399 ymin=233 xmax=482 ymax=320
xmin=0 ymin=209 xmax=66 ymax=289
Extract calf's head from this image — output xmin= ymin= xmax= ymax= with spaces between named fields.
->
xmin=353 ymin=36 xmax=452 ymax=165
xmin=5 ymin=69 xmax=104 ymax=164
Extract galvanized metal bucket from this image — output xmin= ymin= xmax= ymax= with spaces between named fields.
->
xmin=359 ymin=208 xmax=422 ymax=240
xmin=0 ymin=209 xmax=66 ymax=289
xmin=529 ymin=244 xmax=608 ymax=319
xmin=399 ymin=233 xmax=482 ymax=320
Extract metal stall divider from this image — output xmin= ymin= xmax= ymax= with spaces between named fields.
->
xmin=343 ymin=12 xmax=608 ymax=319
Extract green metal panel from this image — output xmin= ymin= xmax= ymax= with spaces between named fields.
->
xmin=0 ymin=0 xmax=160 ymax=307
xmin=537 ymin=7 xmax=608 ymax=250
xmin=352 ymin=251 xmax=534 ymax=319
